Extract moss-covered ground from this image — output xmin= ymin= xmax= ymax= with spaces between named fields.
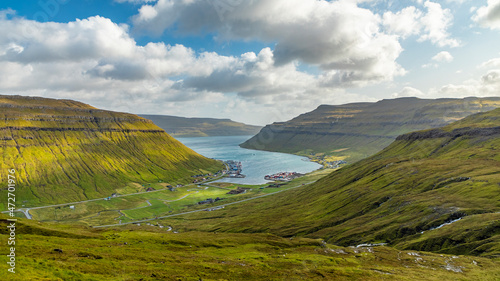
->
xmin=1 ymin=216 xmax=500 ymax=280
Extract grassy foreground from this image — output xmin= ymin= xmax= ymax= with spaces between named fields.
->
xmin=1 ymin=216 xmax=500 ymax=280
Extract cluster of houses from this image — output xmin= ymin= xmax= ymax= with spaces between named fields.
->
xmin=104 ymin=193 xmax=118 ymax=201
xmin=132 ymin=222 xmax=171 ymax=231
xmin=197 ymin=197 xmax=223 ymax=205
xmin=155 ymin=184 xmax=181 ymax=192
xmin=140 ymin=183 xmax=183 ymax=192
xmin=227 ymin=187 xmax=250 ymax=195
xmin=168 ymin=185 xmax=181 ymax=191
xmin=267 ymin=183 xmax=286 ymax=188
xmin=264 ymin=172 xmax=304 ymax=181
xmin=191 ymin=170 xmax=225 ymax=183
xmin=205 ymin=206 xmax=224 ymax=212
xmin=326 ymin=160 xmax=347 ymax=168
xmin=190 ymin=162 xmax=246 ymax=183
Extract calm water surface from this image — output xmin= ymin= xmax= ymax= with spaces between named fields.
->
xmin=176 ymin=136 xmax=321 ymax=185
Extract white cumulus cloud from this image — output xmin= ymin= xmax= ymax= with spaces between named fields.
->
xmin=383 ymin=6 xmax=423 ymax=38
xmin=383 ymin=1 xmax=459 ymax=47
xmin=480 ymin=57 xmax=500 ymax=68
xmin=432 ymin=51 xmax=454 ymax=62
xmin=473 ymin=0 xmax=500 ymax=30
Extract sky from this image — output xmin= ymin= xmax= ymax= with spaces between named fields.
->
xmin=1 ymin=0 xmax=500 ymax=125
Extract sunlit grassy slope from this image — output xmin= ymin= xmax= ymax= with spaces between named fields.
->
xmin=241 ymin=97 xmax=500 ymax=162
xmin=1 ymin=216 xmax=499 ymax=280
xmin=162 ymin=108 xmax=500 ymax=257
xmin=0 ymin=95 xmax=223 ymax=209
xmin=2 ymin=99 xmax=500 ymax=280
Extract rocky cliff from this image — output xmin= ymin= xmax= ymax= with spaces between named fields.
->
xmin=241 ymin=97 xmax=500 ymax=162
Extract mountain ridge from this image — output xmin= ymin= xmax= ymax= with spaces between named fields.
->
xmin=241 ymin=97 xmax=500 ymax=162
xmin=140 ymin=114 xmax=262 ymax=137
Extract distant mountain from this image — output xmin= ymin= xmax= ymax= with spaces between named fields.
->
xmin=0 ymin=95 xmax=223 ymax=207
xmin=140 ymin=114 xmax=261 ymax=137
xmin=167 ymin=107 xmax=500 ymax=256
xmin=241 ymin=97 xmax=500 ymax=162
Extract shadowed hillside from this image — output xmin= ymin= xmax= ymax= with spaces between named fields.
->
xmin=0 ymin=95 xmax=223 ymax=209
xmin=1 ymin=215 xmax=500 ymax=280
xmin=140 ymin=114 xmax=261 ymax=137
xmin=163 ymin=108 xmax=500 ymax=257
xmin=241 ymin=97 xmax=500 ymax=162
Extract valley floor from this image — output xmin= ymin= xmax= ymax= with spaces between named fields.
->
xmin=8 ymin=167 xmax=332 ymax=228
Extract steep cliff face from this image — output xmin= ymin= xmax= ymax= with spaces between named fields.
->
xmin=140 ymin=114 xmax=262 ymax=137
xmin=241 ymin=97 xmax=500 ymax=162
xmin=0 ymin=95 xmax=222 ymax=208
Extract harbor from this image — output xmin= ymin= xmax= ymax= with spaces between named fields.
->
xmin=226 ymin=160 xmax=246 ymax=178
xmin=177 ymin=136 xmax=321 ymax=184
xmin=225 ymin=160 xmax=305 ymax=182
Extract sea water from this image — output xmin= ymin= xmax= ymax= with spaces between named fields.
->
xmin=176 ymin=135 xmax=322 ymax=185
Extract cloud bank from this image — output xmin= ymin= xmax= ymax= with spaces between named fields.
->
xmin=132 ymin=0 xmax=407 ymax=86
xmin=0 ymin=14 xmax=359 ymax=124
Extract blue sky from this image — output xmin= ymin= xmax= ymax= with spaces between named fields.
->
xmin=1 ymin=0 xmax=500 ymax=125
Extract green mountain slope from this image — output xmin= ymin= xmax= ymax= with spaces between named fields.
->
xmin=140 ymin=114 xmax=261 ymax=137
xmin=0 ymin=95 xmax=223 ymax=209
xmin=2 ymin=216 xmax=500 ymax=280
xmin=163 ymin=108 xmax=500 ymax=257
xmin=241 ymin=97 xmax=500 ymax=162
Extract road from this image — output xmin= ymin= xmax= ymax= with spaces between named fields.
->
xmin=19 ymin=209 xmax=32 ymax=219
xmin=3 ymin=167 xmax=229 ymax=220
xmin=3 ymin=163 xmax=315 ymax=228
xmin=92 ymin=181 xmax=315 ymax=228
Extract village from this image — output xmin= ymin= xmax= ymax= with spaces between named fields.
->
xmin=25 ymin=158 xmax=332 ymax=230
xmin=264 ymin=172 xmax=304 ymax=181
xmin=305 ymin=151 xmax=349 ymax=169
xmin=326 ymin=159 xmax=347 ymax=168
xmin=191 ymin=169 xmax=226 ymax=183
xmin=190 ymin=160 xmax=246 ymax=183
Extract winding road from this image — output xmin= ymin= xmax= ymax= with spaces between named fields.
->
xmin=3 ymin=168 xmax=229 ymax=220
xmin=92 ymin=181 xmax=315 ymax=228
xmin=4 ymin=163 xmax=314 ymax=229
